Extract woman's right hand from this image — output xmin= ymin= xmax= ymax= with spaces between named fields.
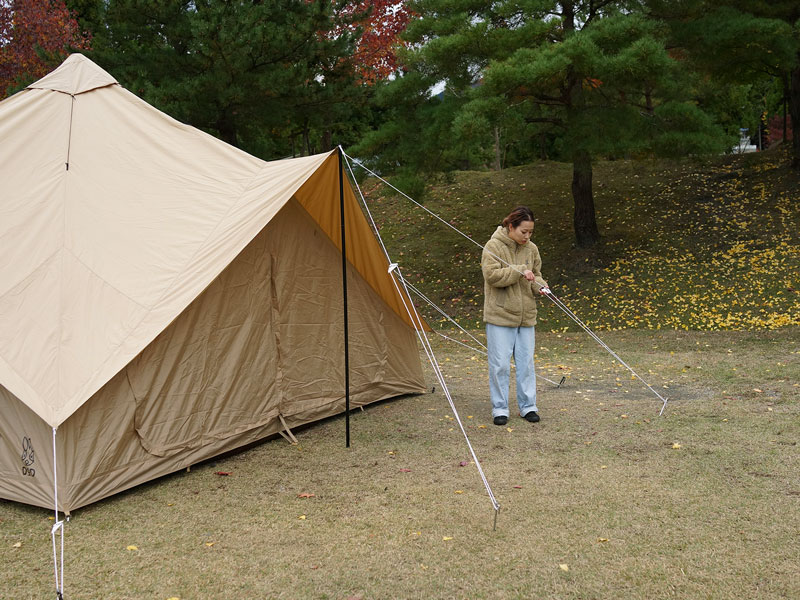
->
xmin=522 ymin=269 xmax=536 ymax=281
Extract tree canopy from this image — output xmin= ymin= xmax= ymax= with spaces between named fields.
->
xmin=3 ymin=1 xmax=798 ymax=247
xmin=359 ymin=0 xmax=732 ymax=246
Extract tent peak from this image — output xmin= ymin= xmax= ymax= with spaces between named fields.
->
xmin=28 ymin=53 xmax=117 ymax=95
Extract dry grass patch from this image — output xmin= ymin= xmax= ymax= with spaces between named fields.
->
xmin=1 ymin=329 xmax=798 ymax=599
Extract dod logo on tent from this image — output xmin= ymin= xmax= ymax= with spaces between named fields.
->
xmin=0 ymin=54 xmax=426 ymax=514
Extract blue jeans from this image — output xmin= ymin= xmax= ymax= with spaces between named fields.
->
xmin=486 ymin=323 xmax=537 ymax=418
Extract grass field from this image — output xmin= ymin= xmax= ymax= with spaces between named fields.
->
xmin=2 ymin=329 xmax=798 ymax=599
xmin=2 ymin=149 xmax=799 ymax=599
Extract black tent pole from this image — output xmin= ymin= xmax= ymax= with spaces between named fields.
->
xmin=338 ymin=146 xmax=351 ymax=448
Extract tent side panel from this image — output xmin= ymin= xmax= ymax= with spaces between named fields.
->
xmin=54 ymin=200 xmax=423 ymax=512
xmin=269 ymin=199 xmax=425 ymax=426
xmin=58 ymin=225 xmax=281 ymax=511
xmin=0 ymin=386 xmax=55 ymax=510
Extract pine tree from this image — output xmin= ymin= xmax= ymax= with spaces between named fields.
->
xmin=80 ymin=0 xmax=362 ymax=157
xmin=374 ymin=0 xmax=730 ymax=247
xmin=651 ymin=0 xmax=800 ymax=167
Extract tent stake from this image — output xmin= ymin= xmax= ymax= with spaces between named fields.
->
xmin=338 ymin=146 xmax=351 ymax=448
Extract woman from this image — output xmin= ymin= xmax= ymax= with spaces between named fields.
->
xmin=481 ymin=206 xmax=548 ymax=426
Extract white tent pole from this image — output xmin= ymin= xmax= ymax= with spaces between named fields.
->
xmin=51 ymin=427 xmax=65 ymax=599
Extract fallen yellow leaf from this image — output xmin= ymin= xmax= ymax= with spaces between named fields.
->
xmin=126 ymin=545 xmax=138 ymax=551
xmin=454 ymin=490 xmax=464 ymax=494
xmin=442 ymin=536 xmax=453 ymax=541
xmin=506 ymin=427 xmax=513 ymax=432
xmin=205 ymin=542 xmax=215 ymax=547
xmin=12 ymin=542 xmax=22 ymax=548
xmin=597 ymin=538 xmax=609 ymax=543
xmin=600 ymin=465 xmax=608 ymax=469
xmin=478 ymin=425 xmax=487 ymax=429
xmin=559 ymin=564 xmax=569 ymax=572
xmin=753 ymin=388 xmax=763 ymax=393
xmin=672 ymin=443 xmax=682 ymax=449
xmin=298 ymin=515 xmax=307 ymax=520
xmin=166 ymin=597 xmax=180 ymax=600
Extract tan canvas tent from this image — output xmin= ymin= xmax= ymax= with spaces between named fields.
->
xmin=0 ymin=54 xmax=426 ymax=512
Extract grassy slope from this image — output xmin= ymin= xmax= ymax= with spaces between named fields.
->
xmin=364 ymin=147 xmax=800 ymax=332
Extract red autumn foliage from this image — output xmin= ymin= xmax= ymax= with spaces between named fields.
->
xmin=0 ymin=0 xmax=91 ymax=98
xmin=334 ymin=0 xmax=412 ymax=84
xmin=767 ymin=113 xmax=793 ymax=147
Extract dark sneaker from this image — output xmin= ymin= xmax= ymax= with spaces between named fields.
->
xmin=493 ymin=415 xmax=508 ymax=426
xmin=523 ymin=411 xmax=540 ymax=423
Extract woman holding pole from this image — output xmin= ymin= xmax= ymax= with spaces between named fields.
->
xmin=481 ymin=206 xmax=548 ymax=426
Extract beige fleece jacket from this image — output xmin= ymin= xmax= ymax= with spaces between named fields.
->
xmin=481 ymin=226 xmax=547 ymax=327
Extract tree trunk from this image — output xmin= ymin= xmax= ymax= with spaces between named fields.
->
xmin=303 ymin=125 xmax=310 ymax=156
xmin=790 ymin=60 xmax=800 ymax=169
xmin=493 ymin=126 xmax=502 ymax=170
xmin=321 ymin=129 xmax=333 ymax=152
xmin=572 ymin=150 xmax=600 ymax=248
xmin=216 ymin=113 xmax=238 ymax=148
xmin=783 ymin=74 xmax=789 ymax=143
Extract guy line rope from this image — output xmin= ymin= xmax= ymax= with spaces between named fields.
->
xmin=341 ymin=150 xmax=669 ymax=417
xmin=342 ymin=151 xmax=501 ymax=528
xmin=342 ymin=149 xmax=670 ymax=528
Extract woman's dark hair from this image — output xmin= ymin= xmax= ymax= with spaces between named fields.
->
xmin=502 ymin=206 xmax=535 ymax=229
